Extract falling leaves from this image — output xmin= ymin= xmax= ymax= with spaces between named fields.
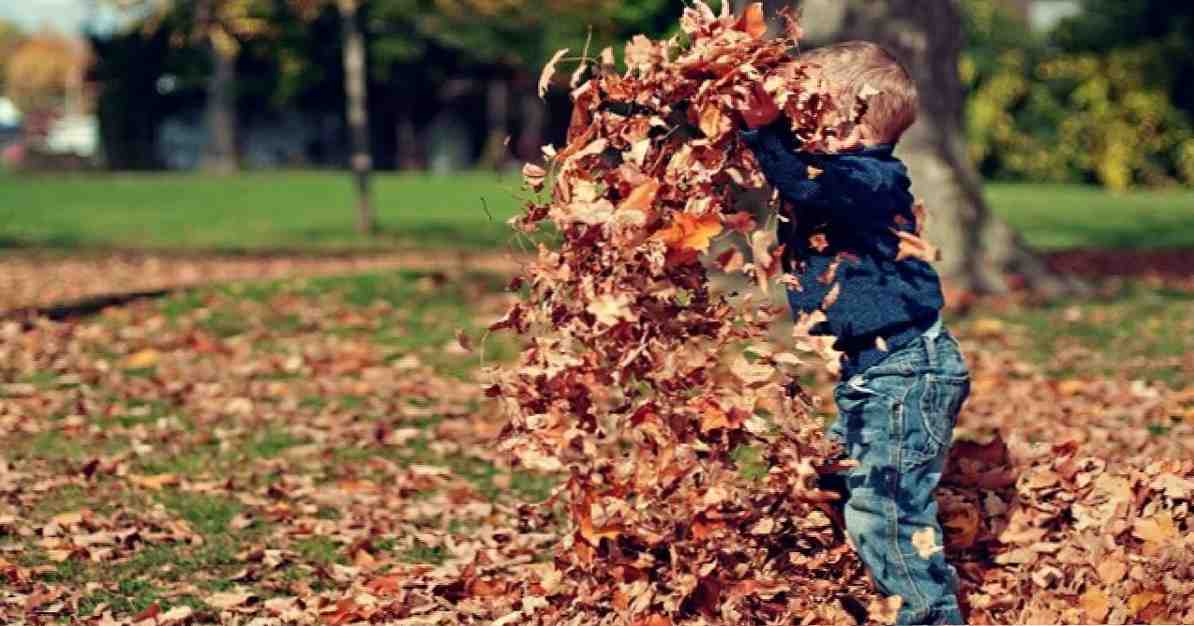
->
xmin=911 ymin=527 xmax=943 ymax=559
xmin=737 ymin=2 xmax=768 ymax=39
xmin=893 ymin=229 xmax=940 ymax=263
xmin=651 ymin=213 xmax=724 ymax=255
xmin=491 ymin=3 xmax=891 ymax=623
xmin=538 ymin=48 xmax=570 ymax=98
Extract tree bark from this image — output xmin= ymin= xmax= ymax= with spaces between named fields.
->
xmin=198 ymin=0 xmax=238 ymax=174
xmin=339 ymin=0 xmax=375 ymax=235
xmin=800 ymin=0 xmax=1073 ymax=295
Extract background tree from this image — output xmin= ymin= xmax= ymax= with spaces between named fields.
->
xmin=0 ymin=20 xmax=24 ymax=96
xmin=5 ymin=33 xmax=92 ymax=118
xmin=115 ymin=0 xmax=269 ymax=173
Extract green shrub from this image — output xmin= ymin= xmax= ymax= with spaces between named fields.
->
xmin=962 ymin=0 xmax=1194 ymax=190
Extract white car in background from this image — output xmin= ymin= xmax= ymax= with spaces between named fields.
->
xmin=45 ymin=114 xmax=99 ymax=158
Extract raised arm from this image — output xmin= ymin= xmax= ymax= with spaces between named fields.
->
xmin=740 ymin=123 xmax=830 ymax=210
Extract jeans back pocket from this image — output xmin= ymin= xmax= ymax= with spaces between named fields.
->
xmin=919 ymin=374 xmax=969 ymax=450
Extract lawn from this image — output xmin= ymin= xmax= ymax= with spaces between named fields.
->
xmin=985 ymin=183 xmax=1194 ymax=250
xmin=2 ymin=171 xmax=1193 ymax=253
xmin=0 ymin=171 xmax=527 ymax=252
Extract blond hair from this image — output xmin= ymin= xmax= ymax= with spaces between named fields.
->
xmin=798 ymin=41 xmax=919 ymax=145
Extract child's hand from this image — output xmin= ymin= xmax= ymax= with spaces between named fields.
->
xmin=741 ymin=83 xmax=782 ymax=129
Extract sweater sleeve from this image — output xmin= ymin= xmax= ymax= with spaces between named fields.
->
xmin=741 ymin=125 xmax=902 ymax=223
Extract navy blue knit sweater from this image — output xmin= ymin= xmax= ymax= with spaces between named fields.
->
xmin=740 ymin=123 xmax=944 ymax=380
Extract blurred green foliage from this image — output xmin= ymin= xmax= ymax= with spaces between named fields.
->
xmin=962 ymin=0 xmax=1194 ymax=190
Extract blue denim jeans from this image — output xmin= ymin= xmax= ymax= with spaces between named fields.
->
xmin=828 ymin=318 xmax=970 ymax=625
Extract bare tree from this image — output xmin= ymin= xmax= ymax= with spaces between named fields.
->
xmin=337 ymin=0 xmax=375 ymax=235
xmin=196 ymin=0 xmax=239 ymax=174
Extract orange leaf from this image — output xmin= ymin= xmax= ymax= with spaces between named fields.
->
xmin=1080 ymin=588 xmax=1110 ymax=622
xmin=1133 ymin=512 xmax=1178 ymax=554
xmin=740 ymin=83 xmax=781 ymax=129
xmin=122 ymin=348 xmax=160 ymax=369
xmin=128 ymin=473 xmax=179 ymax=491
xmin=1128 ymin=591 xmax=1164 ymax=616
xmin=652 ymin=213 xmax=723 ymax=253
xmin=618 ymin=179 xmax=661 ymax=213
xmin=737 ymin=3 xmax=767 ymax=39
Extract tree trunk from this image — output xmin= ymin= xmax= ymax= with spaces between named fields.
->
xmin=198 ymin=0 xmax=238 ymax=174
xmin=800 ymin=0 xmax=1073 ymax=295
xmin=479 ymin=78 xmax=510 ymax=170
xmin=339 ymin=0 xmax=375 ymax=235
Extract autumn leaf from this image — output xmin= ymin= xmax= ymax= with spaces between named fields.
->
xmin=586 ymin=293 xmax=637 ymax=326
xmin=127 ymin=474 xmax=179 ymax=491
xmin=892 ymin=229 xmax=940 ymax=263
xmin=539 ymin=48 xmax=570 ymax=98
xmin=740 ymin=82 xmax=781 ymax=129
xmin=122 ymin=348 xmax=160 ymax=369
xmin=867 ymin=595 xmax=903 ymax=625
xmin=942 ymin=505 xmax=980 ymax=549
xmin=1080 ymin=588 xmax=1110 ymax=622
xmin=737 ymin=2 xmax=767 ymax=39
xmin=618 ymin=179 xmax=661 ymax=214
xmin=1128 ymin=590 xmax=1164 ymax=616
xmin=1132 ymin=511 xmax=1178 ymax=554
xmin=699 ymin=103 xmax=728 ymax=140
xmin=522 ymin=163 xmax=547 ymax=190
xmin=208 ymin=589 xmax=255 ymax=610
xmin=911 ymin=527 xmax=942 ymax=559
xmin=651 ymin=213 xmax=723 ymax=254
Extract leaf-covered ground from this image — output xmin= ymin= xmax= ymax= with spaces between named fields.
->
xmin=0 ymin=268 xmax=1191 ymax=624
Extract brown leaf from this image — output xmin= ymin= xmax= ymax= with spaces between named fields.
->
xmin=892 ymin=229 xmax=940 ymax=263
xmin=539 ymin=48 xmax=570 ymax=98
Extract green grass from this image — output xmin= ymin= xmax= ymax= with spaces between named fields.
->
xmin=985 ymin=183 xmax=1194 ymax=250
xmin=2 ymin=171 xmax=1191 ymax=253
xmin=0 ymin=171 xmax=527 ymax=253
xmin=951 ymin=283 xmax=1194 ymax=386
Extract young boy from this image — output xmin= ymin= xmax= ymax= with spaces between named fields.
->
xmin=741 ymin=42 xmax=971 ymax=625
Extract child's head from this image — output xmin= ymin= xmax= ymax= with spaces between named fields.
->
xmin=797 ymin=41 xmax=918 ymax=146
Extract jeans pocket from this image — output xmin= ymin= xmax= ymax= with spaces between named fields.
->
xmin=902 ymin=374 xmax=969 ymax=468
xmin=919 ymin=374 xmax=969 ymax=448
